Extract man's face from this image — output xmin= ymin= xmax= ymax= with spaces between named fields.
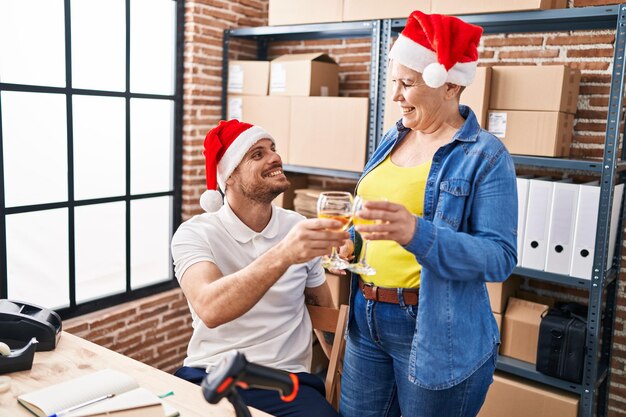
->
xmin=227 ymin=138 xmax=290 ymax=204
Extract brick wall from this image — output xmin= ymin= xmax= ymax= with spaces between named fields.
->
xmin=67 ymin=0 xmax=626 ymax=415
xmin=64 ymin=289 xmax=192 ymax=373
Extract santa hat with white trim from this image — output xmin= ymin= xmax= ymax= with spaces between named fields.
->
xmin=199 ymin=119 xmax=274 ymax=212
xmin=389 ymin=10 xmax=483 ymax=89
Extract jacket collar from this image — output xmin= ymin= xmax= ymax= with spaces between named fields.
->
xmin=217 ymin=198 xmax=280 ymax=243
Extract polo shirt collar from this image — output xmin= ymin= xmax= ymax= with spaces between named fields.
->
xmin=217 ymin=198 xmax=280 ymax=243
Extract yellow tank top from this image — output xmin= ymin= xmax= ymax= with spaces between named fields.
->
xmin=356 ymin=155 xmax=431 ymax=288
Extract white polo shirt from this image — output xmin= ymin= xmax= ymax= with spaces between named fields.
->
xmin=171 ymin=200 xmax=326 ymax=372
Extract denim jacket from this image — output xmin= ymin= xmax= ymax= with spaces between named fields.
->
xmin=348 ymin=105 xmax=518 ymax=389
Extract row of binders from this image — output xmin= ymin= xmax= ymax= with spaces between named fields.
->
xmin=517 ymin=177 xmax=624 ymax=279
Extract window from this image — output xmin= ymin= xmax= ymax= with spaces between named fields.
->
xmin=0 ymin=0 xmax=182 ymax=318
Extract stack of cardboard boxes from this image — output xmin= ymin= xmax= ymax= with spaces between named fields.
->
xmin=227 ymin=53 xmax=369 ymax=173
xmin=487 ymin=65 xmax=581 ymax=157
xmin=268 ymin=0 xmax=567 ymax=26
xmin=481 ymin=278 xmax=579 ymax=417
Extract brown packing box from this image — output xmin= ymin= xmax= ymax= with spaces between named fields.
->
xmin=289 ymin=97 xmax=368 ymax=172
xmin=343 ymin=0 xmax=429 ymax=21
xmin=478 ymin=373 xmax=578 ymax=417
xmin=493 ymin=312 xmax=502 ymax=333
xmin=382 ymin=66 xmax=491 ymax=132
xmin=489 ymin=65 xmax=581 ymax=114
xmin=326 ymin=272 xmax=350 ymax=306
xmin=516 ymin=290 xmax=555 ymax=308
xmin=432 ymin=0 xmax=566 ymax=15
xmin=487 ymin=110 xmax=574 ymax=157
xmin=486 ymin=276 xmax=520 ymax=314
xmin=227 ymin=95 xmax=291 ymax=164
xmin=227 ymin=61 xmax=270 ymax=96
xmin=273 ymin=174 xmax=309 ymax=209
xmin=461 ymin=66 xmax=492 ymax=128
xmin=268 ymin=0 xmax=342 ymax=26
xmin=270 ymin=53 xmax=339 ymax=97
xmin=501 ymin=297 xmax=549 ymax=364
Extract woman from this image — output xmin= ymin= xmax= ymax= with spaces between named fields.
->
xmin=338 ymin=11 xmax=518 ymax=417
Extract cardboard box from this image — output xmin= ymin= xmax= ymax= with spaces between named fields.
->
xmin=268 ymin=0 xmax=342 ymax=26
xmin=501 ymin=297 xmax=549 ymax=364
xmin=326 ymin=272 xmax=350 ymax=306
xmin=486 ymin=276 xmax=520 ymax=314
xmin=227 ymin=61 xmax=270 ymax=96
xmin=478 ymin=373 xmax=579 ymax=417
xmin=343 ymin=0 xmax=429 ymax=21
xmin=493 ymin=312 xmax=502 ymax=333
xmin=516 ymin=290 xmax=555 ymax=308
xmin=273 ymin=173 xmax=309 ymax=209
xmin=270 ymin=53 xmax=339 ymax=97
xmin=487 ymin=110 xmax=574 ymax=157
xmin=461 ymin=66 xmax=492 ymax=128
xmin=432 ymin=0 xmax=567 ymax=15
xmin=383 ymin=66 xmax=491 ymax=132
xmin=227 ymin=95 xmax=291 ymax=164
xmin=289 ymin=97 xmax=368 ymax=172
xmin=489 ymin=65 xmax=581 ymax=114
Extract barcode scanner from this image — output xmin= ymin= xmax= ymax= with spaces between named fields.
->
xmin=201 ymin=350 xmax=299 ymax=417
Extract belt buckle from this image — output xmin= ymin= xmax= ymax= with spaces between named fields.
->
xmin=363 ymin=281 xmax=378 ymax=301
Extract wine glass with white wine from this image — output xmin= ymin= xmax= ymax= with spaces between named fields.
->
xmin=316 ymin=191 xmax=353 ymax=270
xmin=347 ymin=194 xmax=383 ymax=276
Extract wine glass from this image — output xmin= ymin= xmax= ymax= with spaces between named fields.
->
xmin=347 ymin=195 xmax=382 ymax=276
xmin=317 ymin=191 xmax=353 ymax=270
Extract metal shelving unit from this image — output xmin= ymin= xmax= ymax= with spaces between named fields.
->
xmin=223 ymin=5 xmax=626 ymax=416
xmin=222 ymin=20 xmax=385 ymax=180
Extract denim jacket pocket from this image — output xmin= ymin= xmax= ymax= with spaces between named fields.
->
xmin=435 ymin=178 xmax=471 ymax=229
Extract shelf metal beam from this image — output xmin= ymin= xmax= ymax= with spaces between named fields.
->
xmin=391 ymin=5 xmax=619 ymax=33
xmin=496 ymin=356 xmax=584 ymax=393
xmin=283 ymin=164 xmax=361 ymax=180
xmin=228 ymin=21 xmax=375 ymax=40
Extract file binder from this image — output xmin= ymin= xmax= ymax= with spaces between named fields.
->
xmin=516 ymin=177 xmax=531 ymax=266
xmin=521 ymin=179 xmax=554 ymax=270
xmin=545 ymin=181 xmax=579 ymax=274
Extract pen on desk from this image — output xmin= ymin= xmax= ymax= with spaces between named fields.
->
xmin=158 ymin=390 xmax=174 ymax=399
xmin=47 ymin=393 xmax=115 ymax=417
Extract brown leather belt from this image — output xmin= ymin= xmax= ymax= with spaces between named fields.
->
xmin=358 ymin=278 xmax=419 ymax=306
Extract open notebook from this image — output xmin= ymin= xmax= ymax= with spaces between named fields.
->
xmin=17 ymin=369 xmax=179 ymax=417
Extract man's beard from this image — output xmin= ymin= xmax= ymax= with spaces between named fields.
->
xmin=239 ymin=177 xmax=291 ymax=204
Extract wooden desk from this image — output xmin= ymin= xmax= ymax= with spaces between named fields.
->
xmin=0 ymin=332 xmax=271 ymax=417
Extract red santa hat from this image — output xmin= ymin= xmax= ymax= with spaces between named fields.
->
xmin=389 ymin=10 xmax=483 ymax=89
xmin=200 ymin=119 xmax=274 ymax=212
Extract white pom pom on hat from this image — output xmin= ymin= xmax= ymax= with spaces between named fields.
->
xmin=200 ymin=190 xmax=224 ymax=213
xmin=200 ymin=119 xmax=274 ymax=212
xmin=388 ymin=10 xmax=483 ymax=88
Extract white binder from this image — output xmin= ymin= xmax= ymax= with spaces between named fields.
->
xmin=521 ymin=179 xmax=554 ymax=270
xmin=544 ymin=181 xmax=579 ymax=274
xmin=516 ymin=177 xmax=531 ymax=266
xmin=569 ymin=181 xmax=600 ymax=279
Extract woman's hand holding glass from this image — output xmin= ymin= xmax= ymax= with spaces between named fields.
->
xmin=353 ymin=200 xmax=417 ymax=247
xmin=316 ymin=191 xmax=354 ymax=270
xmin=347 ymin=195 xmax=386 ymax=276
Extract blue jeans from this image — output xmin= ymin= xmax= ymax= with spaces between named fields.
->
xmin=339 ymin=289 xmax=496 ymax=417
xmin=174 ymin=366 xmax=338 ymax=417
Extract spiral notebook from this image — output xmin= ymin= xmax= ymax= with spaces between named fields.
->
xmin=17 ymin=369 xmax=179 ymax=417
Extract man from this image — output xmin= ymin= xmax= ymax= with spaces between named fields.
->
xmin=171 ymin=119 xmax=345 ymax=417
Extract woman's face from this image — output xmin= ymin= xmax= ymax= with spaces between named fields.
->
xmin=390 ymin=61 xmax=446 ymax=131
